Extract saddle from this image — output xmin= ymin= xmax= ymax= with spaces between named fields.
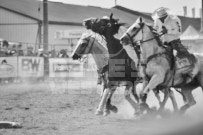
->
xmin=164 ymin=41 xmax=197 ymax=85
xmin=152 ymin=31 xmax=197 ymax=85
xmin=175 ymin=53 xmax=195 ymax=70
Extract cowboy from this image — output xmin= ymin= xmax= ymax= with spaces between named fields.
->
xmin=152 ymin=7 xmax=196 ymax=83
xmin=152 ymin=7 xmax=185 ymax=55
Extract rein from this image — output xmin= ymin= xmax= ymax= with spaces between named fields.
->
xmin=125 ymin=23 xmax=176 ymax=87
xmin=125 ymin=24 xmax=166 ymax=66
xmin=91 ymin=18 xmax=126 ymax=58
xmin=125 ymin=24 xmax=156 ymax=48
xmin=79 ymin=36 xmax=95 ymax=62
xmin=94 ymin=32 xmax=124 ymax=58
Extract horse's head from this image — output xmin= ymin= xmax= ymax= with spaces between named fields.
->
xmin=71 ymin=34 xmax=94 ymax=60
xmin=120 ymin=17 xmax=156 ymax=67
xmin=120 ymin=17 xmax=148 ymax=47
xmin=83 ymin=13 xmax=125 ymax=36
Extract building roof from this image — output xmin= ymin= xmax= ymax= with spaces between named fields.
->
xmin=178 ymin=16 xmax=201 ymax=32
xmin=180 ymin=25 xmax=203 ymax=40
xmin=113 ymin=5 xmax=201 ymax=32
xmin=0 ymin=0 xmax=152 ymax=26
xmin=0 ymin=0 xmax=200 ymax=32
xmin=112 ymin=5 xmax=153 ymax=21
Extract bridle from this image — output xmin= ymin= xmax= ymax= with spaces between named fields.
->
xmin=124 ymin=23 xmax=165 ymax=66
xmin=91 ymin=18 xmax=125 ymax=57
xmin=79 ymin=36 xmax=96 ymax=62
xmin=125 ymin=23 xmax=156 ymax=48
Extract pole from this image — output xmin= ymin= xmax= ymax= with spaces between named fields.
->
xmin=43 ymin=0 xmax=49 ymax=77
xmin=43 ymin=0 xmax=48 ymax=52
xmin=201 ymin=0 xmax=203 ymax=32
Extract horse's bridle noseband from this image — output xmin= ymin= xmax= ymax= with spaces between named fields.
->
xmin=125 ymin=23 xmax=156 ymax=48
xmin=78 ymin=36 xmax=96 ymax=62
xmin=124 ymin=23 xmax=164 ymax=66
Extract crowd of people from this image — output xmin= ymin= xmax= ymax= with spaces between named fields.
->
xmin=0 ymin=40 xmax=70 ymax=58
xmin=0 ymin=40 xmax=71 ymax=84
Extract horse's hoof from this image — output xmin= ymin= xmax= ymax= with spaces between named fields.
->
xmin=134 ymin=110 xmax=141 ymax=117
xmin=103 ymin=109 xmax=110 ymax=116
xmin=95 ymin=110 xmax=103 ymax=115
xmin=134 ymin=111 xmax=142 ymax=119
xmin=110 ymin=105 xmax=118 ymax=113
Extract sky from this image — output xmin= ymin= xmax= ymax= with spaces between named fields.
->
xmin=49 ymin=0 xmax=202 ymax=17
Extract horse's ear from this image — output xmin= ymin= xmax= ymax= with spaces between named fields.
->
xmin=139 ymin=17 xmax=143 ymax=23
xmin=110 ymin=13 xmax=113 ymax=20
xmin=135 ymin=17 xmax=142 ymax=24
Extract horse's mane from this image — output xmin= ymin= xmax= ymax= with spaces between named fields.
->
xmin=145 ymin=23 xmax=164 ymax=47
xmin=144 ymin=23 xmax=173 ymax=68
xmin=114 ymin=25 xmax=128 ymax=39
xmin=90 ymin=33 xmax=108 ymax=50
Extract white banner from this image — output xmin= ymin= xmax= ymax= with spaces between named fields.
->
xmin=49 ymin=58 xmax=83 ymax=78
xmin=64 ymin=30 xmax=85 ymax=39
xmin=0 ymin=57 xmax=18 ymax=78
xmin=18 ymin=57 xmax=44 ymax=77
xmin=55 ymin=29 xmax=85 ymax=39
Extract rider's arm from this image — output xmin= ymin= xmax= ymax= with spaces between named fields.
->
xmin=166 ymin=17 xmax=181 ymax=35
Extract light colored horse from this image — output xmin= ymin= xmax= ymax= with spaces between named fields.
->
xmin=120 ymin=17 xmax=203 ymax=114
xmin=72 ymin=34 xmax=140 ymax=116
xmin=72 ymin=34 xmax=109 ymax=98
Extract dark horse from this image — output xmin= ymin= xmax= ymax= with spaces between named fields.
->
xmin=83 ymin=14 xmax=142 ymax=116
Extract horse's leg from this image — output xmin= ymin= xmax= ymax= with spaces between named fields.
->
xmin=140 ymin=72 xmax=166 ymax=112
xmin=107 ymin=92 xmax=118 ymax=113
xmin=153 ymin=90 xmax=162 ymax=108
xmin=157 ymin=88 xmax=170 ymax=112
xmin=100 ymin=82 xmax=106 ymax=98
xmin=101 ymin=72 xmax=117 ymax=115
xmin=142 ymin=73 xmax=165 ymax=95
xmin=179 ymin=86 xmax=196 ymax=114
xmin=95 ymin=88 xmax=110 ymax=115
xmin=168 ymin=89 xmax=178 ymax=112
xmin=132 ymin=82 xmax=140 ymax=103
xmin=103 ymin=86 xmax=117 ymax=116
xmin=124 ymin=85 xmax=139 ymax=109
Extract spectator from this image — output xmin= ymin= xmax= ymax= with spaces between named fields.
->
xmin=16 ymin=43 xmax=24 ymax=56
xmin=27 ymin=46 xmax=36 ymax=56
xmin=2 ymin=40 xmax=9 ymax=48
xmin=58 ymin=49 xmax=69 ymax=58
xmin=11 ymin=44 xmax=17 ymax=56
xmin=37 ymin=48 xmax=49 ymax=81
xmin=2 ymin=40 xmax=10 ymax=56
xmin=1 ymin=59 xmax=9 ymax=83
xmin=37 ymin=48 xmax=48 ymax=57
xmin=49 ymin=48 xmax=56 ymax=58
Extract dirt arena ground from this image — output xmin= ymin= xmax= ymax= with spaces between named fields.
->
xmin=0 ymin=80 xmax=203 ymax=135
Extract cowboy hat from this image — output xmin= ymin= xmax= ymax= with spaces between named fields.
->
xmin=152 ymin=7 xmax=171 ymax=20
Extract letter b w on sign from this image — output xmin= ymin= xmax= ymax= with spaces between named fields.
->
xmin=22 ymin=58 xmax=40 ymax=72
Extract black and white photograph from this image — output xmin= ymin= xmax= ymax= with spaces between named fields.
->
xmin=0 ymin=0 xmax=203 ymax=135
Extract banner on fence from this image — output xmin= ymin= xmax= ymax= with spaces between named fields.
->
xmin=0 ymin=57 xmax=18 ymax=78
xmin=49 ymin=58 xmax=83 ymax=78
xmin=18 ymin=57 xmax=44 ymax=77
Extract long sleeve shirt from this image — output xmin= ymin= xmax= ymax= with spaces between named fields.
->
xmin=153 ymin=14 xmax=182 ymax=43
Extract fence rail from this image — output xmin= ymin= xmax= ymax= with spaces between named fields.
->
xmin=0 ymin=56 xmax=96 ymax=79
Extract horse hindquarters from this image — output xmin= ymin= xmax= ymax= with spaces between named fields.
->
xmin=178 ymin=56 xmax=203 ymax=113
xmin=179 ymin=83 xmax=198 ymax=114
